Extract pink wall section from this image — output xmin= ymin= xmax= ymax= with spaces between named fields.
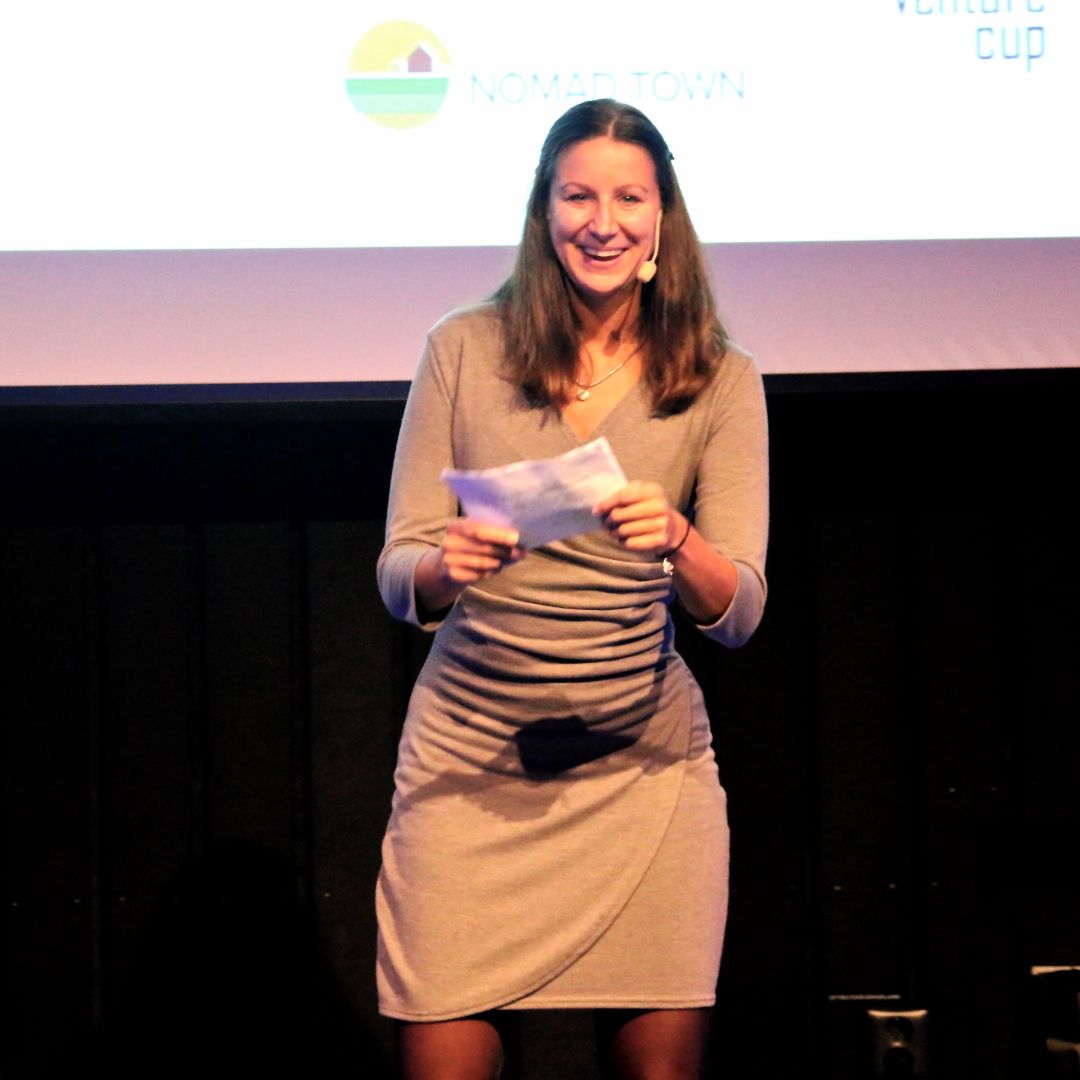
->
xmin=2 ymin=239 xmax=1078 ymax=387
xmin=711 ymin=239 xmax=1080 ymax=374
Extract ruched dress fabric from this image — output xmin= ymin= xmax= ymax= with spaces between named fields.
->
xmin=375 ymin=303 xmax=768 ymax=1021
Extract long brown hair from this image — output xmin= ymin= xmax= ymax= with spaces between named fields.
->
xmin=493 ymin=99 xmax=727 ymax=416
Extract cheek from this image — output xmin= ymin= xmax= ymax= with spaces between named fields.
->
xmin=547 ymin=210 xmax=578 ymax=264
xmin=635 ymin=211 xmax=659 ymax=247
xmin=548 ymin=207 xmax=572 ymax=243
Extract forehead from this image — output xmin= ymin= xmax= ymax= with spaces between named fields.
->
xmin=553 ymin=136 xmax=657 ymax=189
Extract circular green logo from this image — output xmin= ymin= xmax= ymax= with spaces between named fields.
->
xmin=344 ymin=21 xmax=451 ymax=130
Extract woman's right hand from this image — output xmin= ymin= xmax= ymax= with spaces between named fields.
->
xmin=414 ymin=519 xmax=525 ymax=614
xmin=438 ymin=519 xmax=525 ymax=584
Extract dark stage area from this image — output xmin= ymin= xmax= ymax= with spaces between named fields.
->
xmin=3 ymin=370 xmax=1079 ymax=1078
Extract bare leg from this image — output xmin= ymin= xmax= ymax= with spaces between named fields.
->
xmin=594 ymin=1008 xmax=711 ymax=1080
xmin=396 ymin=1015 xmax=509 ymax=1080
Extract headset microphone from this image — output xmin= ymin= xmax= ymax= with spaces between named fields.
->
xmin=636 ymin=209 xmax=663 ymax=284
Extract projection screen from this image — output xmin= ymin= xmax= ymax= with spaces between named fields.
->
xmin=2 ymin=1 xmax=1077 ymax=393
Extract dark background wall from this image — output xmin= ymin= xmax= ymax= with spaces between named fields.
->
xmin=3 ymin=372 xmax=1078 ymax=1079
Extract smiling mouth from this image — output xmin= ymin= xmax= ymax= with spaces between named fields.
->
xmin=581 ymin=247 xmax=626 ymax=262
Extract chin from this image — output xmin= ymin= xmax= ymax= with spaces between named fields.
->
xmin=568 ymin=266 xmax=635 ymax=297
xmin=582 ymin=276 xmax=636 ymax=300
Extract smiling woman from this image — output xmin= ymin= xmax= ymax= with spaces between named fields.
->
xmin=547 ymin=137 xmax=661 ymax=308
xmin=492 ymin=99 xmax=729 ymax=431
xmin=545 ymin=136 xmax=662 ymax=438
xmin=375 ymin=98 xmax=768 ymax=1080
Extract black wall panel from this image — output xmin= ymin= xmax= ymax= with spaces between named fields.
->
xmin=3 ymin=526 xmax=97 ymax=1065
xmin=3 ymin=374 xmax=1079 ymax=1078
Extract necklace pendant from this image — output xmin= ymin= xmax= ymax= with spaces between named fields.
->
xmin=577 ymin=388 xmax=591 ymax=402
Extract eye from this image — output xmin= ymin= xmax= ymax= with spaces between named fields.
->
xmin=618 ymin=193 xmax=643 ymax=205
xmin=565 ymin=192 xmax=589 ymax=203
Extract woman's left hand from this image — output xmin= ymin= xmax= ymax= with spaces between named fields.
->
xmin=593 ymin=481 xmax=686 ymax=554
xmin=595 ymin=480 xmax=737 ymax=623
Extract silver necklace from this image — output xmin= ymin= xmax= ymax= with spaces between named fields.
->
xmin=573 ymin=342 xmax=640 ymax=401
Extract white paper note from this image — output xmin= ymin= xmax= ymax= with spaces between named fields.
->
xmin=441 ymin=437 xmax=627 ymax=549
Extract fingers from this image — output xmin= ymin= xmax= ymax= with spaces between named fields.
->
xmin=440 ymin=519 xmax=525 ymax=584
xmin=593 ymin=480 xmax=664 ymax=518
xmin=594 ymin=482 xmax=679 ymax=552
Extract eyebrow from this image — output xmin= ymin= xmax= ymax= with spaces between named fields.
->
xmin=555 ymin=180 xmax=652 ymax=192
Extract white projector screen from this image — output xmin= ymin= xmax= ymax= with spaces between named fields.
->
xmin=2 ymin=1 xmax=1078 ymax=389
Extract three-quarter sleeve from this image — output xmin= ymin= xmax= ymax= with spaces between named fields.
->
xmin=689 ymin=350 xmax=769 ymax=648
xmin=376 ymin=328 xmax=460 ymax=630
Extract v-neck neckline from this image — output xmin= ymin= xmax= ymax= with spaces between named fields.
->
xmin=558 ymin=375 xmax=643 ymax=445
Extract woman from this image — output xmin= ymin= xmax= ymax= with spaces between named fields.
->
xmin=376 ymin=99 xmax=768 ymax=1079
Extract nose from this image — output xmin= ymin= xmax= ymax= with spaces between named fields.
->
xmin=589 ymin=199 xmax=617 ymax=240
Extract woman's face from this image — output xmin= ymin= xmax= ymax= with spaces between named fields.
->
xmin=547 ymin=135 xmax=661 ymax=309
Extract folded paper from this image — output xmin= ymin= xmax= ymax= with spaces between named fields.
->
xmin=441 ymin=437 xmax=627 ymax=549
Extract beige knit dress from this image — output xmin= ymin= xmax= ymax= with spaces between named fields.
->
xmin=375 ymin=303 xmax=768 ymax=1020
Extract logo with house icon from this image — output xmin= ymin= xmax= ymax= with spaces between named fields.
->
xmin=345 ymin=21 xmax=451 ymax=129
